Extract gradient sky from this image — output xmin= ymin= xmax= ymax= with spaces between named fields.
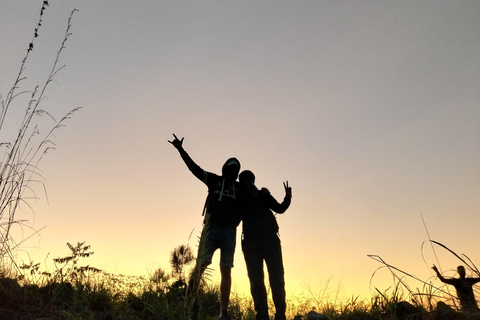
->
xmin=1 ymin=1 xmax=479 ymax=301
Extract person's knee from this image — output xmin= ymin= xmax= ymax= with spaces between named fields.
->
xmin=248 ymin=270 xmax=264 ymax=282
xmin=220 ymin=265 xmax=232 ymax=276
xmin=191 ymin=261 xmax=209 ymax=276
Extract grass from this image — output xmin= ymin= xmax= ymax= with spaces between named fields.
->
xmin=0 ymin=240 xmax=477 ymax=320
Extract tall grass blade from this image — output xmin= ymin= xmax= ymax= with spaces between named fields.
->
xmin=368 ymin=254 xmax=453 ymax=298
xmin=429 ymin=240 xmax=479 ymax=276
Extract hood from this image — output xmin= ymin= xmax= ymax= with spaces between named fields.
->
xmin=222 ymin=157 xmax=240 ymax=181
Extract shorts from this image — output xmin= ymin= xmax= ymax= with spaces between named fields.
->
xmin=199 ymin=226 xmax=236 ymax=268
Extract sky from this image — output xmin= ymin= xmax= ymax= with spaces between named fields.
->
xmin=1 ymin=1 xmax=479 ymax=302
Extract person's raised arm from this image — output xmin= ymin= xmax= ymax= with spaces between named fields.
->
xmin=269 ymin=181 xmax=292 ymax=214
xmin=467 ymin=271 xmax=480 ymax=284
xmin=168 ymin=133 xmax=204 ymax=180
xmin=432 ymin=265 xmax=454 ymax=285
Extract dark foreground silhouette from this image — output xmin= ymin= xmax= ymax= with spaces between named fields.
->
xmin=432 ymin=265 xmax=480 ymax=317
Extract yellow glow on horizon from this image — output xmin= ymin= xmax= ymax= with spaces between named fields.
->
xmin=2 ymin=2 xmax=479 ymax=310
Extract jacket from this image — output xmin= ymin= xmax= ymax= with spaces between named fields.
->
xmin=240 ymin=186 xmax=290 ymax=240
xmin=178 ymin=148 xmax=241 ymax=228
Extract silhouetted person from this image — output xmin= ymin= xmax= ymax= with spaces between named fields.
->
xmin=239 ymin=170 xmax=292 ymax=320
xmin=169 ymin=133 xmax=241 ymax=320
xmin=432 ymin=264 xmax=480 ymax=316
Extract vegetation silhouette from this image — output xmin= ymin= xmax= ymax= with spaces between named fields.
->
xmin=0 ymin=1 xmax=80 ymax=275
xmin=370 ymin=239 xmax=480 ymax=319
xmin=1 ymin=238 xmax=478 ymax=319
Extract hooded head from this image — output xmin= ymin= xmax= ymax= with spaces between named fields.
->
xmin=457 ymin=266 xmax=466 ymax=279
xmin=222 ymin=157 xmax=240 ymax=181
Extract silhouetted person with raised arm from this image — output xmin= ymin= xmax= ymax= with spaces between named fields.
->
xmin=169 ymin=133 xmax=241 ymax=320
xmin=432 ymin=264 xmax=480 ymax=316
xmin=239 ymin=170 xmax=292 ymax=320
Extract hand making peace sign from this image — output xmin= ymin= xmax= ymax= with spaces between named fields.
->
xmin=283 ymin=181 xmax=292 ymax=198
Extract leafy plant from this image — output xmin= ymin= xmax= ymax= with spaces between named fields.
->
xmin=52 ymin=241 xmax=101 ymax=284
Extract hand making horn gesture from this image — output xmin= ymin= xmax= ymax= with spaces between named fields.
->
xmin=168 ymin=133 xmax=184 ymax=150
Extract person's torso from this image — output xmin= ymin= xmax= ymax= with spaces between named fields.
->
xmin=241 ymin=193 xmax=279 ymax=239
xmin=204 ymin=172 xmax=240 ymax=228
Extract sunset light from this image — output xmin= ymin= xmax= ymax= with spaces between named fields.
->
xmin=1 ymin=1 xmax=479 ymax=319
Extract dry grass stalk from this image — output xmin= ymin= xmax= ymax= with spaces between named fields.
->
xmin=0 ymin=2 xmax=80 ymax=275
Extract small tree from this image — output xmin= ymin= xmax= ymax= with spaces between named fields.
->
xmin=170 ymin=244 xmax=195 ymax=283
xmin=0 ymin=2 xmax=79 ymax=273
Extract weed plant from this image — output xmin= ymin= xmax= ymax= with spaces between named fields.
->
xmin=0 ymin=1 xmax=80 ymax=276
xmin=1 ymin=239 xmax=479 ymax=319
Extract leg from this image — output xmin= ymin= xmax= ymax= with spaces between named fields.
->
xmin=188 ymin=227 xmax=217 ymax=298
xmin=187 ymin=261 xmax=208 ymax=298
xmin=243 ymin=239 xmax=269 ymax=320
xmin=264 ymin=236 xmax=286 ymax=320
xmin=219 ymin=227 xmax=237 ymax=317
xmin=220 ymin=265 xmax=232 ymax=315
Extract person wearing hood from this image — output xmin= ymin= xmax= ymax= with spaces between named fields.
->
xmin=239 ymin=170 xmax=292 ymax=320
xmin=169 ymin=133 xmax=240 ymax=320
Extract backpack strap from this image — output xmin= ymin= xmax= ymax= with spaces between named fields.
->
xmin=202 ymin=193 xmax=211 ymax=216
